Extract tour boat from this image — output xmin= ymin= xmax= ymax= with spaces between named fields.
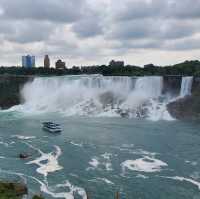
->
xmin=42 ymin=122 xmax=62 ymax=133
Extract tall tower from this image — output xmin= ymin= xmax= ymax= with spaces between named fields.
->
xmin=44 ymin=55 xmax=50 ymax=68
xmin=22 ymin=55 xmax=35 ymax=68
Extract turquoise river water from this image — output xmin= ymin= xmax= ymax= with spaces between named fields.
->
xmin=0 ymin=75 xmax=199 ymax=199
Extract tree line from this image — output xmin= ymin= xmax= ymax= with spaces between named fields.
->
xmin=0 ymin=60 xmax=200 ymax=76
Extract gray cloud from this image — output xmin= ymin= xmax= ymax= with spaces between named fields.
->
xmin=0 ymin=0 xmax=85 ymax=23
xmin=112 ymin=0 xmax=200 ymax=21
xmin=1 ymin=20 xmax=54 ymax=43
xmin=0 ymin=0 xmax=200 ymax=66
xmin=72 ymin=12 xmax=103 ymax=38
xmin=109 ymin=19 xmax=198 ymax=41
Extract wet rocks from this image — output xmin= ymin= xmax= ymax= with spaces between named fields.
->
xmin=162 ymin=75 xmax=182 ymax=96
xmin=167 ymin=91 xmax=200 ymax=120
xmin=0 ymin=75 xmax=33 ymax=109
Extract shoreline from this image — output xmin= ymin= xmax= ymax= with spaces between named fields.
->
xmin=0 ymin=181 xmax=44 ymax=199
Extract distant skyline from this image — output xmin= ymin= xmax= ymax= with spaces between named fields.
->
xmin=0 ymin=0 xmax=200 ymax=67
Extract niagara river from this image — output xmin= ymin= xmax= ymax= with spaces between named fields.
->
xmin=0 ymin=75 xmax=200 ymax=199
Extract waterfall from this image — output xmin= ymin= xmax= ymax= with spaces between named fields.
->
xmin=10 ymin=75 xmax=173 ymax=121
xmin=180 ymin=77 xmax=193 ymax=98
xmin=134 ymin=76 xmax=163 ymax=98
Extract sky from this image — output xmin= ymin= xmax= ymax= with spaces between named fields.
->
xmin=0 ymin=0 xmax=200 ymax=67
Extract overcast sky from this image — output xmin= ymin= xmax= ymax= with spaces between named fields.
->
xmin=0 ymin=0 xmax=200 ymax=67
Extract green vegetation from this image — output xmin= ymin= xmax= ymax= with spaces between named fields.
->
xmin=1 ymin=60 xmax=200 ymax=76
xmin=32 ymin=195 xmax=45 ymax=199
xmin=0 ymin=182 xmax=27 ymax=199
xmin=0 ymin=182 xmax=45 ymax=199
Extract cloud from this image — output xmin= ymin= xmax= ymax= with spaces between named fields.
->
xmin=109 ymin=18 xmax=198 ymax=41
xmin=72 ymin=13 xmax=103 ymax=38
xmin=1 ymin=20 xmax=55 ymax=43
xmin=0 ymin=0 xmax=200 ymax=66
xmin=0 ymin=0 xmax=86 ymax=23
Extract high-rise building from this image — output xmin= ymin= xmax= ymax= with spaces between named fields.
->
xmin=22 ymin=55 xmax=35 ymax=68
xmin=44 ymin=55 xmax=50 ymax=68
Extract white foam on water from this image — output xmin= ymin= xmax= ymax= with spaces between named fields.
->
xmin=131 ymin=149 xmax=158 ymax=156
xmin=88 ymin=158 xmax=100 ymax=169
xmin=162 ymin=176 xmax=200 ymax=191
xmin=190 ymin=172 xmax=200 ymax=180
xmin=27 ymin=145 xmax=63 ymax=177
xmin=12 ymin=135 xmax=36 ymax=140
xmin=69 ymin=173 xmax=79 ymax=178
xmin=96 ymin=178 xmax=114 ymax=185
xmin=121 ymin=156 xmax=168 ymax=173
xmin=118 ymin=146 xmax=159 ymax=157
xmin=104 ymin=162 xmax=112 ymax=171
xmin=101 ymin=153 xmax=113 ymax=171
xmin=0 ymin=156 xmax=5 ymax=159
xmin=69 ymin=141 xmax=83 ymax=147
xmin=146 ymin=99 xmax=175 ymax=121
xmin=136 ymin=174 xmax=149 ymax=179
xmin=0 ymin=141 xmax=9 ymax=147
xmin=121 ymin=144 xmax=134 ymax=148
xmin=10 ymin=75 xmax=175 ymax=121
xmin=87 ymin=153 xmax=113 ymax=171
xmin=48 ymin=181 xmax=87 ymax=199
xmin=101 ymin=152 xmax=112 ymax=160
xmin=185 ymin=160 xmax=198 ymax=166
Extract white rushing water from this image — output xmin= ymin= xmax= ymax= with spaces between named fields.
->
xmin=11 ymin=75 xmax=174 ymax=121
xmin=180 ymin=76 xmax=193 ymax=98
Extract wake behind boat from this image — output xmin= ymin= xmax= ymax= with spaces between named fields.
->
xmin=42 ymin=122 xmax=62 ymax=133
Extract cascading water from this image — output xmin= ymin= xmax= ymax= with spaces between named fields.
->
xmin=11 ymin=75 xmax=174 ymax=120
xmin=180 ymin=76 xmax=193 ymax=98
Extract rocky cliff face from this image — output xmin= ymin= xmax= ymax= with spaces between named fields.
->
xmin=167 ymin=77 xmax=200 ymax=120
xmin=167 ymin=94 xmax=200 ymax=120
xmin=0 ymin=75 xmax=33 ymax=109
xmin=163 ymin=75 xmax=182 ymax=96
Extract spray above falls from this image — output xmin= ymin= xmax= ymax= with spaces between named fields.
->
xmin=13 ymin=75 xmax=174 ymax=121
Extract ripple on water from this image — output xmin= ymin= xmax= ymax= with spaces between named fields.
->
xmin=11 ymin=135 xmax=36 ymax=140
xmin=161 ymin=176 xmax=200 ymax=191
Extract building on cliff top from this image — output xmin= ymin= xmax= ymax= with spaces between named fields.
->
xmin=109 ymin=60 xmax=124 ymax=67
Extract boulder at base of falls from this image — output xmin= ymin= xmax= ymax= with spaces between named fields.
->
xmin=167 ymin=91 xmax=200 ymax=120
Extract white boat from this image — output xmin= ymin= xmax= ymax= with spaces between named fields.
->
xmin=42 ymin=122 xmax=62 ymax=133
